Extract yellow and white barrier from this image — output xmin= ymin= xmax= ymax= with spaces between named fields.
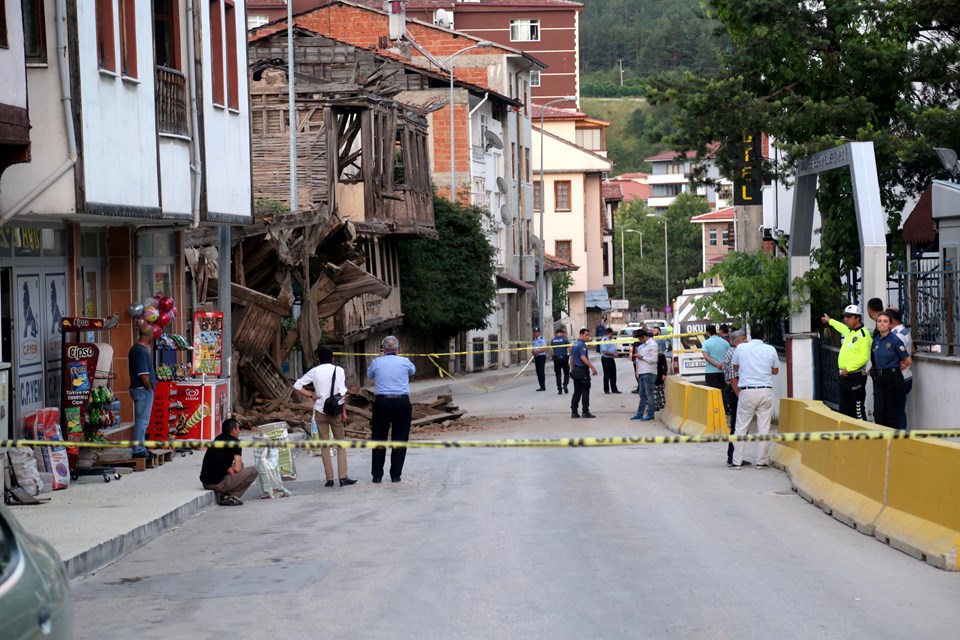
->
xmin=662 ymin=376 xmax=726 ymax=437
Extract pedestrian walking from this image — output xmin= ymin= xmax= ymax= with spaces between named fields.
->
xmin=701 ymin=324 xmax=730 ymax=392
xmin=128 ymin=323 xmax=156 ymax=459
xmin=570 ymin=328 xmax=598 ymax=418
xmin=531 ymin=327 xmax=547 ymax=391
xmin=822 ymin=305 xmax=872 ymax=421
xmin=550 ymin=327 xmax=571 ymax=394
xmin=599 ymin=327 xmax=621 ymax=393
xmin=730 ymin=324 xmax=779 ymax=469
xmin=630 ymin=330 xmax=659 ymax=422
xmin=367 ymin=335 xmax=416 ymax=483
xmin=887 ymin=308 xmax=914 ymax=428
xmin=869 ymin=312 xmax=911 ymax=429
xmin=720 ymin=330 xmax=747 ymax=466
xmin=293 ymin=347 xmax=357 ymax=487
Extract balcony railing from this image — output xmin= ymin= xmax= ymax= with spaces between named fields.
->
xmin=472 ymin=145 xmax=486 ymax=161
xmin=156 ymin=66 xmax=189 ymax=137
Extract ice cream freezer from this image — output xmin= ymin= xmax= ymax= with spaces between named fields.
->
xmin=150 ymin=379 xmax=229 ymax=442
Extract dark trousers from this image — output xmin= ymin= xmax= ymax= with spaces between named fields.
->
xmin=371 ymin=396 xmax=412 ymax=480
xmin=704 ymin=372 xmax=725 ymax=391
xmin=571 ymin=372 xmax=591 ymax=413
xmin=554 ymin=356 xmax=570 ymax=391
xmin=898 ymin=377 xmax=912 ymax=429
xmin=601 ymin=356 xmax=619 ymax=392
xmin=872 ymin=370 xmax=904 ymax=429
xmin=723 ymin=383 xmax=738 ymax=463
xmin=838 ymin=373 xmax=867 ymax=421
xmin=534 ymin=355 xmax=547 ymax=389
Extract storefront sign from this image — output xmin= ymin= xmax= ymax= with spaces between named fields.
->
xmin=16 ymin=274 xmax=43 ymax=370
xmin=734 ymin=132 xmax=764 ymax=205
xmin=192 ymin=312 xmax=224 ymax=377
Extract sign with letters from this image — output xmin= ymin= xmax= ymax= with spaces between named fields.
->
xmin=734 ymin=132 xmax=764 ymax=205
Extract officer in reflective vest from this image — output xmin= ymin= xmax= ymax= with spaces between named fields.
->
xmin=821 ymin=304 xmax=872 ymax=421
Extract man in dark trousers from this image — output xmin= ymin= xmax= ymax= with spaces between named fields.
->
xmin=550 ymin=327 xmax=571 ymax=394
xmin=570 ymin=328 xmax=598 ymax=418
xmin=128 ymin=323 xmax=157 ymax=459
xmin=531 ymin=327 xmax=547 ymax=391
xmin=200 ymin=418 xmax=258 ymax=505
xmin=599 ymin=327 xmax=621 ymax=393
xmin=367 ymin=335 xmax=416 ymax=483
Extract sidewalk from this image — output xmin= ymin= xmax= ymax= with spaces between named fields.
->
xmin=9 ymin=363 xmax=536 ymax=580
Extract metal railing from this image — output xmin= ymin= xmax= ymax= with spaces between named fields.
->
xmin=156 ymin=66 xmax=189 ymax=137
xmin=472 ymin=145 xmax=486 ymax=161
xmin=891 ymin=262 xmax=959 ymax=356
xmin=815 ymin=338 xmax=840 ymax=409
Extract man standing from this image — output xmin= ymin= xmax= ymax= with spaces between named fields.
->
xmin=532 ymin=328 xmax=548 ymax=392
xmin=570 ymin=328 xmax=598 ymax=418
xmin=630 ymin=330 xmax=659 ymax=421
xmin=128 ymin=324 xmax=156 ymax=459
xmin=200 ymin=418 xmax=258 ymax=505
xmin=701 ymin=324 xmax=731 ymax=393
xmin=550 ymin=327 xmax=571 ymax=395
xmin=720 ymin=330 xmax=747 ymax=467
xmin=866 ymin=297 xmax=884 ymax=327
xmin=293 ymin=347 xmax=357 ymax=487
xmin=599 ymin=327 xmax=621 ymax=394
xmin=719 ymin=323 xmax=732 ymax=343
xmin=367 ymin=335 xmax=416 ymax=483
xmin=887 ymin=308 xmax=914 ymax=428
xmin=730 ymin=324 xmax=780 ymax=469
xmin=822 ymin=305 xmax=872 ymax=420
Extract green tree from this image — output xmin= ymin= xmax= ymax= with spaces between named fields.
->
xmin=552 ymin=271 xmax=573 ymax=321
xmin=691 ymin=249 xmax=791 ymax=325
xmin=398 ymin=195 xmax=498 ymax=338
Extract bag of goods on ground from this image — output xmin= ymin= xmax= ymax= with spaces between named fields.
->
xmin=6 ymin=448 xmax=44 ymax=496
xmin=252 ymin=445 xmax=290 ymax=499
xmin=35 ymin=407 xmax=70 ymax=490
xmin=256 ymin=424 xmax=298 ymax=481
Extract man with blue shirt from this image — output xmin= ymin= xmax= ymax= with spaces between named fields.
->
xmin=570 ymin=328 xmax=598 ymax=418
xmin=367 ymin=335 xmax=416 ymax=483
xmin=730 ymin=324 xmax=780 ymax=469
xmin=599 ymin=327 xmax=621 ymax=394
xmin=550 ymin=327 xmax=571 ymax=395
xmin=532 ymin=327 xmax=548 ymax=391
xmin=128 ymin=324 xmax=156 ymax=459
xmin=701 ymin=324 xmax=731 ymax=392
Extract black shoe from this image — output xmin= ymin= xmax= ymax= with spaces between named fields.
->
xmin=612 ymin=390 xmax=622 ymax=394
xmin=132 ymin=451 xmax=150 ymax=459
xmin=340 ymin=477 xmax=358 ymax=486
xmin=582 ymin=412 xmax=596 ymax=419
xmin=564 ymin=387 xmax=569 ymax=394
xmin=558 ymin=390 xmax=563 ymax=395
xmin=324 ymin=479 xmax=335 ymax=488
xmin=372 ymin=477 xmax=382 ymax=483
xmin=571 ymin=411 xmax=580 ymax=419
xmin=391 ymin=477 xmax=401 ymax=483
xmin=604 ymin=391 xmax=610 ymax=394
xmin=536 ymin=387 xmax=546 ymax=392
xmin=631 ymin=388 xmax=639 ymax=394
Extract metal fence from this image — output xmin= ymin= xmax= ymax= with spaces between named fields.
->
xmin=815 ymin=338 xmax=840 ymax=409
xmin=890 ymin=261 xmax=960 ymax=356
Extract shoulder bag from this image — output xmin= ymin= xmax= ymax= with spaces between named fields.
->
xmin=321 ymin=366 xmax=343 ymax=416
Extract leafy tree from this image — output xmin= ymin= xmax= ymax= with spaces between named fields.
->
xmin=552 ymin=271 xmax=573 ymax=321
xmin=691 ymin=249 xmax=791 ymax=324
xmin=398 ymin=195 xmax=498 ymax=339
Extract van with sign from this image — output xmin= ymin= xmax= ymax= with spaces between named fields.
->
xmin=671 ymin=287 xmax=735 ymax=381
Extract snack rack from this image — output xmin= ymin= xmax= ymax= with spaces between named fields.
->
xmin=147 ymin=333 xmax=192 ymax=451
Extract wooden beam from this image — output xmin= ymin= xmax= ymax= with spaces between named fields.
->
xmin=231 ymin=283 xmax=293 ymax=316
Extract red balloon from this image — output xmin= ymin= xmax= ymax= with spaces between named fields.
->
xmin=158 ymin=296 xmax=175 ymax=312
xmin=169 ymin=305 xmax=178 ymax=319
xmin=157 ymin=311 xmax=173 ymax=328
xmin=152 ymin=325 xmax=164 ymax=339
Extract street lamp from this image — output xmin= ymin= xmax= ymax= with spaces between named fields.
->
xmin=443 ymin=41 xmax=494 ymax=203
xmin=647 ymin=214 xmax=669 ymax=323
xmin=537 ymin=95 xmax=577 ymax=328
xmin=620 ymin=227 xmax=642 ymax=299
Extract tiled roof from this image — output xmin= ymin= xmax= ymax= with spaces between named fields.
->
xmin=602 ymin=182 xmax=623 ymax=201
xmin=352 ymin=0 xmax=583 ymax=9
xmin=690 ymin=207 xmax=736 ymax=223
xmin=645 ymin=143 xmax=719 ymax=163
xmin=542 ymin=253 xmax=580 ymax=272
xmin=614 ymin=180 xmax=651 ymax=202
xmin=497 ymin=272 xmax=534 ymax=289
xmin=531 ymin=104 xmax=586 ymax=120
xmin=615 ymin=172 xmax=649 ymax=181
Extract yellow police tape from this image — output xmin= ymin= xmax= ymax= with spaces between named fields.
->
xmin=5 ymin=429 xmax=960 ymax=450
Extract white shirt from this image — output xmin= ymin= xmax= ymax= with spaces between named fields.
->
xmin=892 ymin=324 xmax=913 ymax=381
xmin=634 ymin=339 xmax=659 ymax=376
xmin=294 ymin=363 xmax=347 ymax=413
xmin=732 ymin=339 xmax=779 ymax=387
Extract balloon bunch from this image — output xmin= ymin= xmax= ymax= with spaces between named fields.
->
xmin=128 ymin=293 xmax=179 ymax=340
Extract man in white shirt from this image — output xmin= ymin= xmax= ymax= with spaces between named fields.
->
xmin=730 ymin=324 xmax=780 ymax=469
xmin=887 ymin=307 xmax=914 ymax=429
xmin=630 ymin=330 xmax=660 ymax=421
xmin=294 ymin=347 xmax=357 ymax=487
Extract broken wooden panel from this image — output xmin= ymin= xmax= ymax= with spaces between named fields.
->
xmin=316 ymin=261 xmax=391 ymax=319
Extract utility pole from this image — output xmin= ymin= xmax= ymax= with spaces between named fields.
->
xmin=617 ymin=59 xmax=624 ymax=86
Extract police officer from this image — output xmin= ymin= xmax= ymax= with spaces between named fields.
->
xmin=822 ymin=304 xmax=872 ymax=421
xmin=599 ymin=327 xmax=621 ymax=394
xmin=550 ymin=327 xmax=571 ymax=394
xmin=869 ymin=311 xmax=911 ymax=428
xmin=531 ymin=327 xmax=547 ymax=391
xmin=367 ymin=335 xmax=416 ymax=483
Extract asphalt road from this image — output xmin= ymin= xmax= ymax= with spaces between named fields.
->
xmin=73 ymin=361 xmax=960 ymax=639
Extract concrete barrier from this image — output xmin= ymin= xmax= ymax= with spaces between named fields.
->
xmin=772 ymin=398 xmax=960 ymax=570
xmin=662 ymin=376 xmax=725 ymax=437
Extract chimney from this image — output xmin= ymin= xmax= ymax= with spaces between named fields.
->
xmin=386 ymin=1 xmax=406 ymax=41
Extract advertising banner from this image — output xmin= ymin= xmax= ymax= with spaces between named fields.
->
xmin=192 ymin=312 xmax=224 ymax=376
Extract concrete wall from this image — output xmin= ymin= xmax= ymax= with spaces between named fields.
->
xmin=0 ymin=1 xmax=27 ymax=109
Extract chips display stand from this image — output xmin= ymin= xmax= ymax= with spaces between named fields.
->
xmin=60 ymin=316 xmax=121 ymax=482
xmin=147 ymin=334 xmax=192 ymax=455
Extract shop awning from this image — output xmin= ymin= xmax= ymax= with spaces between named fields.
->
xmin=585 ymin=289 xmax=612 ymax=310
xmin=496 ymin=272 xmax=533 ymax=290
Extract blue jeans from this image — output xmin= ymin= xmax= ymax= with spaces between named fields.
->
xmin=635 ymin=373 xmax=656 ymax=419
xmin=130 ymin=387 xmax=154 ymax=454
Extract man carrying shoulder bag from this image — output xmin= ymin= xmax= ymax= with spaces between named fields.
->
xmin=294 ymin=347 xmax=357 ymax=487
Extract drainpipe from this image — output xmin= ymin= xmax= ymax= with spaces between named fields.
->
xmin=1 ymin=0 xmax=77 ymax=224
xmin=187 ymin=0 xmax=203 ymax=229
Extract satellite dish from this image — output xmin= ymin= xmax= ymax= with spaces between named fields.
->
xmin=496 ymin=177 xmax=508 ymax=194
xmin=434 ymin=8 xmax=453 ymax=29
xmin=484 ymin=130 xmax=504 ymax=151
xmin=500 ymin=204 xmax=513 ymax=225
xmin=531 ymin=235 xmax=541 ymax=250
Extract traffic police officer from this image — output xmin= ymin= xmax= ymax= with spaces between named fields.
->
xmin=821 ymin=304 xmax=872 ymax=420
xmin=367 ymin=335 xmax=416 ymax=483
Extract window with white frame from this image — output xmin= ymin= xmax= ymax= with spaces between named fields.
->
xmin=709 ymin=228 xmax=717 ymax=246
xmin=666 ymin=162 xmax=684 ymax=174
xmin=247 ymin=14 xmax=268 ymax=29
xmin=510 ymin=19 xmax=540 ymax=42
xmin=529 ymin=70 xmax=540 ymax=87
xmin=575 ymin=128 xmax=603 ymax=151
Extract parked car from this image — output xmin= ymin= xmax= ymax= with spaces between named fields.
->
xmin=0 ymin=501 xmax=73 ymax=639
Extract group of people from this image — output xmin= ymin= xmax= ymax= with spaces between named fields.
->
xmin=531 ymin=324 xmax=669 ymax=421
xmin=200 ymin=335 xmax=417 ymax=506
xmin=822 ymin=298 xmax=913 ymax=429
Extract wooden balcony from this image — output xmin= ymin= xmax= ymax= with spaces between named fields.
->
xmin=155 ymin=66 xmax=188 ymax=137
